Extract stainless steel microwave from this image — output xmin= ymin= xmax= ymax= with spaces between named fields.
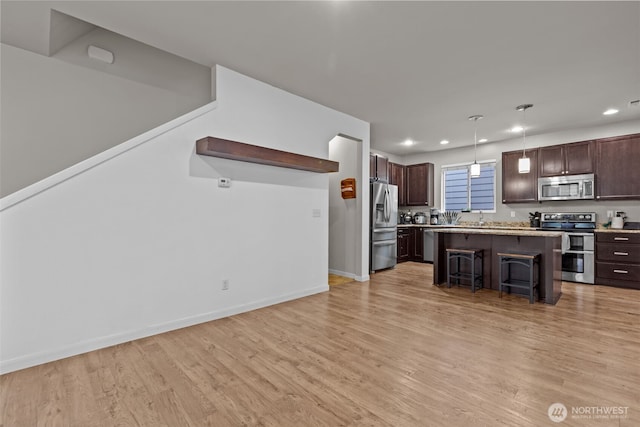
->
xmin=538 ymin=173 xmax=595 ymax=201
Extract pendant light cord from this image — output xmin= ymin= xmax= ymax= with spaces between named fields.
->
xmin=522 ymin=107 xmax=527 ymax=158
xmin=516 ymin=103 xmax=533 ymax=158
xmin=468 ymin=114 xmax=483 ymax=163
xmin=474 ymin=123 xmax=478 ymax=162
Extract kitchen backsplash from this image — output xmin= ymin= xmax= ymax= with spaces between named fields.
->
xmin=400 ymin=203 xmax=639 ymax=226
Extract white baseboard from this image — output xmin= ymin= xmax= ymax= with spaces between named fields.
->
xmin=0 ymin=284 xmax=328 ymax=375
xmin=328 ymin=269 xmax=355 ymax=279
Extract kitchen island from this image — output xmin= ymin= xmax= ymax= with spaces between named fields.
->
xmin=433 ymin=227 xmax=563 ymax=304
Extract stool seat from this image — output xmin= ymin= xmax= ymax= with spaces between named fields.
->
xmin=498 ymin=252 xmax=540 ymax=304
xmin=446 ymin=248 xmax=483 ymax=292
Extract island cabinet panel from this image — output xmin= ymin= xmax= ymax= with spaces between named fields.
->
xmin=501 ymin=149 xmax=539 ymax=203
xmin=389 ymin=162 xmax=406 ymax=206
xmin=406 ymin=163 xmax=434 ymax=206
xmin=596 ymin=232 xmax=640 ymax=289
xmin=433 ymin=230 xmax=562 ymax=304
xmin=397 ymin=227 xmax=410 ymax=263
xmin=370 ymin=153 xmax=389 ymax=182
xmin=538 ymin=140 xmax=594 ymax=177
xmin=596 ymin=134 xmax=640 ymax=200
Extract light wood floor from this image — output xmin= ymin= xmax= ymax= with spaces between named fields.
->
xmin=328 ymin=274 xmax=355 ymax=287
xmin=2 ymin=262 xmax=639 ymax=426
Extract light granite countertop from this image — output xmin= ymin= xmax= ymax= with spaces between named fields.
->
xmin=430 ymin=227 xmax=563 ymax=237
xmin=398 ymin=224 xmax=640 ymax=234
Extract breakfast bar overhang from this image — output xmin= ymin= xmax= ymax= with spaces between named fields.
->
xmin=433 ymin=228 xmax=563 ymax=304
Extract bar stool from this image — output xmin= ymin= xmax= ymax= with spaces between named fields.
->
xmin=446 ymin=248 xmax=483 ymax=292
xmin=498 ymin=252 xmax=540 ymax=304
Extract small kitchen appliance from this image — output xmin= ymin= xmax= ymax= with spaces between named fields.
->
xmin=611 ymin=211 xmax=626 ymax=229
xmin=430 ymin=208 xmax=440 ymax=225
xmin=400 ymin=211 xmax=413 ymax=224
xmin=414 ymin=212 xmax=428 ymax=224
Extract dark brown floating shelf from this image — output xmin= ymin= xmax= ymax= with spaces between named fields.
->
xmin=196 ymin=136 xmax=339 ymax=173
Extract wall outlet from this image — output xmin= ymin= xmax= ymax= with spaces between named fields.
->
xmin=511 ymin=211 xmax=516 ymax=218
xmin=218 ymin=177 xmax=231 ymax=188
xmin=222 ymin=279 xmax=229 ymax=290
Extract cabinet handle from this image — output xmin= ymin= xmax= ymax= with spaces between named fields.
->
xmin=613 ymin=269 xmax=628 ymax=274
xmin=613 ymin=237 xmax=629 ymax=241
xmin=613 ymin=252 xmax=629 ymax=256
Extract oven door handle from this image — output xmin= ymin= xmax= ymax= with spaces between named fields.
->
xmin=561 ymin=232 xmax=570 ymax=254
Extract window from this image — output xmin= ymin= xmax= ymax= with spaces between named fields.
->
xmin=442 ymin=162 xmax=496 ymax=212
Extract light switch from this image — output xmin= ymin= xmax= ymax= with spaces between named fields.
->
xmin=312 ymin=208 xmax=321 ymax=218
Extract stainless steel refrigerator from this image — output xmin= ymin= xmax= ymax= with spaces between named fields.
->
xmin=370 ymin=182 xmax=398 ymax=272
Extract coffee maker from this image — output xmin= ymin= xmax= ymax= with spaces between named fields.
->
xmin=430 ymin=208 xmax=440 ymax=225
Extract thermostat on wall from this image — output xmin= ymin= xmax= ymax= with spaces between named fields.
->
xmin=218 ymin=177 xmax=231 ymax=188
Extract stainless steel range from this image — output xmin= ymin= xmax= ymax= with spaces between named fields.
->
xmin=540 ymin=212 xmax=596 ymax=284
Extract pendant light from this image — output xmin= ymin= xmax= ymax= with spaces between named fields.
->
xmin=468 ymin=114 xmax=483 ymax=177
xmin=516 ymin=103 xmax=533 ymax=173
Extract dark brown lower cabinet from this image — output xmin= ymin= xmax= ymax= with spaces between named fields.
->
xmin=397 ymin=228 xmax=410 ymax=263
xmin=411 ymin=228 xmax=423 ymax=261
xmin=398 ymin=227 xmax=425 ymax=263
xmin=595 ymin=232 xmax=640 ymax=290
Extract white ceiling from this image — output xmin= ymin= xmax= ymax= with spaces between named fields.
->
xmin=3 ymin=1 xmax=640 ymax=155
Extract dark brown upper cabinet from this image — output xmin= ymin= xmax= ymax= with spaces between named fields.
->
xmin=502 ymin=149 xmax=538 ymax=203
xmin=388 ymin=162 xmax=406 ymax=206
xmin=539 ymin=140 xmax=594 ymax=177
xmin=370 ymin=153 xmax=389 ymax=182
xmin=406 ymin=163 xmax=435 ymax=206
xmin=596 ymin=134 xmax=640 ymax=200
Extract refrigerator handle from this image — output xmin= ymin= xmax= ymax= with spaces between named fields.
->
xmin=384 ymin=187 xmax=391 ymax=222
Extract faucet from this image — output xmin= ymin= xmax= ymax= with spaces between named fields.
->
xmin=478 ymin=210 xmax=484 ymax=226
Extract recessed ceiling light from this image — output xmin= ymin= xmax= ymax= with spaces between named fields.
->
xmin=440 ymin=139 xmax=449 ymax=145
xmin=478 ymin=138 xmax=488 ymax=143
xmin=511 ymin=126 xmax=524 ymax=133
xmin=403 ymin=139 xmax=414 ymax=146
xmin=603 ymin=108 xmax=619 ymax=115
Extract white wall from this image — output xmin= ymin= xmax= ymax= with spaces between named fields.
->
xmin=329 ymin=136 xmax=365 ymax=280
xmin=0 ymin=40 xmax=211 ymax=197
xmin=0 ymin=65 xmax=370 ymax=374
xmin=402 ymin=119 xmax=640 ymax=224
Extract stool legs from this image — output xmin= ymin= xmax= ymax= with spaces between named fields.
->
xmin=446 ymin=250 xmax=482 ymax=292
xmin=529 ymin=260 xmax=535 ymax=304
xmin=447 ymin=254 xmax=451 ymax=288
xmin=498 ymin=254 xmax=539 ymax=304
